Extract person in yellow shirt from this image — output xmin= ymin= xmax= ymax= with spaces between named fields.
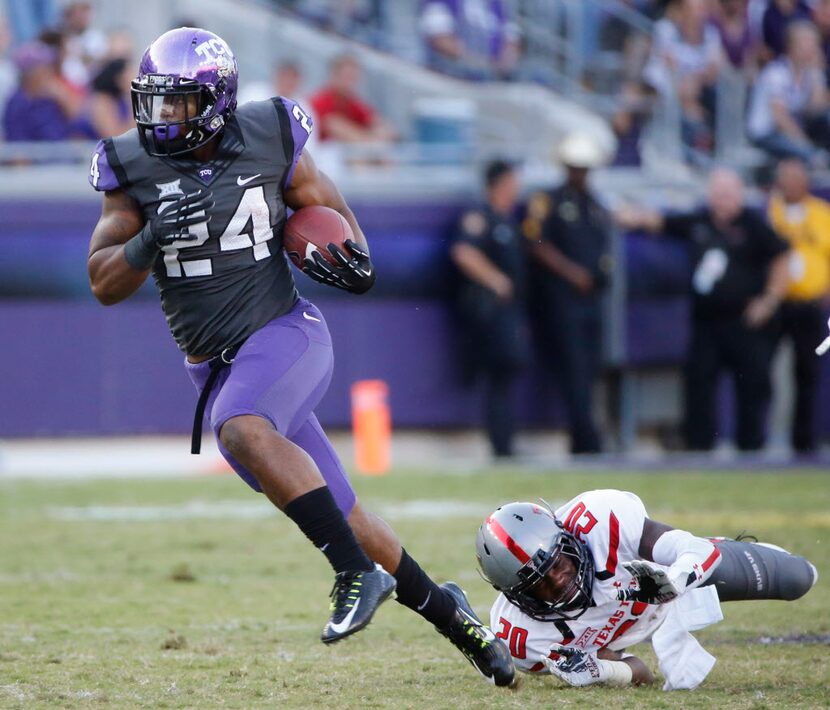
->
xmin=768 ymin=158 xmax=830 ymax=453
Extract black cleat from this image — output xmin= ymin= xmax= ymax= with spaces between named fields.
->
xmin=437 ymin=581 xmax=516 ymax=687
xmin=321 ymin=563 xmax=396 ymax=644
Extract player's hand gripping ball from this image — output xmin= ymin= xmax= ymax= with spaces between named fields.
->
xmin=283 ymin=206 xmax=375 ymax=294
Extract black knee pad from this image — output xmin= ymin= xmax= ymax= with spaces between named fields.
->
xmin=703 ymin=539 xmax=817 ymax=602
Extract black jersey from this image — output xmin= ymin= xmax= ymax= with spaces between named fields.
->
xmin=663 ymin=207 xmax=788 ymax=317
xmin=89 ymin=97 xmax=314 ymax=356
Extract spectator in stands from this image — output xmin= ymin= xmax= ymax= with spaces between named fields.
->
xmin=308 ymin=53 xmax=396 ymax=143
xmin=599 ymin=0 xmax=658 ymax=82
xmin=768 ymin=158 xmax=830 ymax=453
xmin=4 ymin=0 xmax=58 ymax=44
xmin=599 ymin=1 xmax=658 ymax=167
xmin=418 ymin=0 xmax=521 ymax=81
xmin=610 ymin=81 xmax=656 ymax=167
xmin=522 ymin=132 xmax=613 ymax=455
xmin=3 ymin=40 xmax=83 ymax=141
xmin=712 ymin=0 xmax=761 ymax=73
xmin=287 ymin=0 xmax=383 ymax=43
xmin=273 ymin=60 xmax=304 ymax=100
xmin=59 ymin=0 xmax=107 ymax=87
xmin=747 ymin=21 xmax=830 ymax=165
xmin=450 ymin=160 xmax=529 ymax=459
xmin=643 ymin=0 xmax=723 ymax=155
xmin=616 ymin=168 xmax=790 ymax=452
xmin=761 ymin=0 xmax=811 ymax=58
xmin=37 ymin=29 xmax=87 ymax=116
xmin=238 ymin=60 xmax=307 ymax=105
xmin=0 ymin=19 xmax=15 ymax=139
xmin=105 ymin=28 xmax=135 ymax=63
xmin=810 ymin=0 xmax=830 ymax=81
xmin=88 ymin=57 xmax=133 ymax=139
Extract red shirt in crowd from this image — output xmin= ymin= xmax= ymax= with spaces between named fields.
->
xmin=309 ymin=88 xmax=376 ymax=141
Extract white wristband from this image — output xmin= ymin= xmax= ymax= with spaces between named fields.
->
xmin=597 ymin=659 xmax=634 ymax=686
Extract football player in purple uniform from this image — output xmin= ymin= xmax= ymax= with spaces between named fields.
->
xmin=86 ymin=27 xmax=513 ymax=686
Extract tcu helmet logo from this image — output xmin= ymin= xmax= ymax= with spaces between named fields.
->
xmin=215 ymin=55 xmax=234 ymax=78
xmin=194 ymin=38 xmax=229 ymax=62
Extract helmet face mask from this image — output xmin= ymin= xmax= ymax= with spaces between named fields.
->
xmin=503 ymin=532 xmax=595 ymax=621
xmin=131 ymin=28 xmax=238 ymax=157
xmin=476 ymin=502 xmax=595 ymax=622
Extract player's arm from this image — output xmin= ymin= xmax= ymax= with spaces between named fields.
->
xmin=617 ymin=518 xmax=722 ymax=604
xmin=598 ymin=648 xmax=654 ymax=686
xmin=542 ymin=646 xmax=653 ymax=687
xmin=87 ymin=189 xmax=152 ymax=305
xmin=88 ymin=188 xmax=212 ymax=305
xmin=283 ymin=149 xmax=375 ymax=294
xmin=284 ymin=149 xmax=368 ymax=253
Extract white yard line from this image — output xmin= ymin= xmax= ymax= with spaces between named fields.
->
xmin=0 ymin=432 xmax=574 ymax=480
xmin=46 ymin=499 xmax=501 ymax=522
xmin=0 ymin=437 xmax=229 ymax=479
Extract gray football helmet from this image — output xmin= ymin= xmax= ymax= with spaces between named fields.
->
xmin=476 ymin=502 xmax=595 ymax=621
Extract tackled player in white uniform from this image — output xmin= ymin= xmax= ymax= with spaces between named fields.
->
xmin=479 ymin=490 xmax=817 ymax=690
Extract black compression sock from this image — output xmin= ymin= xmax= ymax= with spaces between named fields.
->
xmin=284 ymin=487 xmax=373 ymax=574
xmin=393 ymin=549 xmax=456 ymax=628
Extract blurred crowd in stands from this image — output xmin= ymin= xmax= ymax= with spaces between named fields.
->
xmin=0 ymin=0 xmax=401 ymax=157
xmin=7 ymin=0 xmax=830 ymax=174
xmin=272 ymin=0 xmax=830 ymax=172
xmin=0 ymin=1 xmax=134 ymax=142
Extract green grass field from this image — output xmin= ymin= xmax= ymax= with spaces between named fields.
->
xmin=1 ymin=467 xmax=828 ymax=709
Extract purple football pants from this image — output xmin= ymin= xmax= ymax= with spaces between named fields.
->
xmin=185 ymin=298 xmax=356 ymax=515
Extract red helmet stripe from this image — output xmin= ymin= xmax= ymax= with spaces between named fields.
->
xmin=486 ymin=515 xmax=531 ymax=564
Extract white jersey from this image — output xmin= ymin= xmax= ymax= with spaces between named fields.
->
xmin=489 ymin=489 xmax=671 ymax=673
xmin=489 ymin=489 xmax=724 ymax=689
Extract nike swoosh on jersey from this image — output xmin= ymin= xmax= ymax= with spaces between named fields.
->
xmin=327 ymin=598 xmax=361 ymax=635
xmin=237 ymin=174 xmax=261 ymax=186
xmin=303 ymin=312 xmax=321 ymax=322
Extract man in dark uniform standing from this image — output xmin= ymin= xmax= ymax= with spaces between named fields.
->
xmin=522 ymin=132 xmax=612 ymax=454
xmin=86 ymin=27 xmax=513 ymax=686
xmin=617 ymin=168 xmax=790 ymax=451
xmin=450 ymin=160 xmax=529 ymax=459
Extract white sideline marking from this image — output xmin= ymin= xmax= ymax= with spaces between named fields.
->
xmin=49 ymin=501 xmax=275 ymax=521
xmin=47 ymin=499 xmax=493 ymax=522
xmin=377 ymin=500 xmax=492 ymax=519
xmin=0 ymin=437 xmax=229 ymax=480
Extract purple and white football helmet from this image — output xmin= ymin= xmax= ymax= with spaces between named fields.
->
xmin=131 ymin=27 xmax=238 ymax=157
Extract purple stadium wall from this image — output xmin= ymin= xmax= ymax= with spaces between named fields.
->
xmin=1 ymin=197 xmax=829 ymax=439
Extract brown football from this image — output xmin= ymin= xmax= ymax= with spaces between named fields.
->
xmin=283 ymin=205 xmax=353 ymax=269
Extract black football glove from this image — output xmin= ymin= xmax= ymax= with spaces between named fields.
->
xmin=615 ymin=560 xmax=682 ymax=604
xmin=302 ymin=238 xmax=376 ymax=294
xmin=149 ymin=189 xmax=214 ymax=247
xmin=124 ymin=189 xmax=214 ymax=270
